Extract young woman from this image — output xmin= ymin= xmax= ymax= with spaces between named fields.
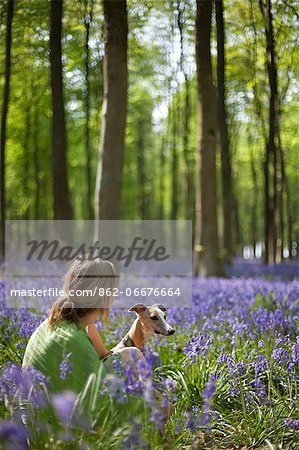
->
xmin=22 ymin=257 xmax=143 ymax=393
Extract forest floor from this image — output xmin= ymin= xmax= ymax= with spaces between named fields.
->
xmin=0 ymin=259 xmax=298 ymax=449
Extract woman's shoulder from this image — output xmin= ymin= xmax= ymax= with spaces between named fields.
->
xmin=50 ymin=321 xmax=93 ymax=347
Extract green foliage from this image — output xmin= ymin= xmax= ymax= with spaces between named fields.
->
xmin=0 ymin=0 xmax=298 ymax=247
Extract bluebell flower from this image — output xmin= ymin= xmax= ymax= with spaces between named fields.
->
xmin=52 ymin=390 xmax=78 ymax=425
xmin=285 ymin=419 xmax=299 ymax=430
xmin=59 ymin=352 xmax=72 ymax=380
xmin=0 ymin=363 xmax=48 ymax=408
xmin=0 ymin=421 xmax=29 ymax=450
xmin=292 ymin=337 xmax=299 ymax=363
xmin=272 ymin=348 xmax=290 ymax=365
xmin=183 ymin=333 xmax=213 ymax=364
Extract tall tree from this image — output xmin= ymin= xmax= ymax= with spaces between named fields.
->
xmin=137 ymin=118 xmax=146 ymax=219
xmin=193 ymin=0 xmax=223 ymax=276
xmin=215 ymin=0 xmax=234 ymax=261
xmin=50 ymin=0 xmax=73 ymax=219
xmin=159 ymin=136 xmax=165 ymax=219
xmin=95 ymin=0 xmax=128 ymax=220
xmin=0 ymin=0 xmax=14 ymax=257
xmin=258 ymin=0 xmax=283 ymax=264
xmin=83 ymin=0 xmax=94 ymax=219
xmin=171 ymin=98 xmax=178 ymax=220
xmin=177 ymin=1 xmax=192 ymax=220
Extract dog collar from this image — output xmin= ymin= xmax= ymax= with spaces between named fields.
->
xmin=122 ymin=334 xmax=135 ymax=348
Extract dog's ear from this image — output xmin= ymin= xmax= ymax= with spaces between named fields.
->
xmin=152 ymin=303 xmax=167 ymax=312
xmin=128 ymin=303 xmax=148 ymax=315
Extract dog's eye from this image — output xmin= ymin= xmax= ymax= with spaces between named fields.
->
xmin=151 ymin=316 xmax=159 ymax=321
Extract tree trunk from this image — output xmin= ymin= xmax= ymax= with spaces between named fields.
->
xmin=84 ymin=0 xmax=93 ymax=219
xmin=32 ymin=88 xmax=40 ymax=220
xmin=177 ymin=2 xmax=192 ymax=220
xmin=259 ymin=0 xmax=281 ymax=265
xmin=250 ymin=145 xmax=258 ymax=257
xmin=182 ymin=76 xmax=192 ymax=220
xmin=0 ymin=0 xmax=14 ymax=257
xmin=137 ymin=119 xmax=146 ymax=220
xmin=275 ymin=137 xmax=284 ymax=262
xmin=159 ymin=136 xmax=165 ymax=219
xmin=284 ymin=169 xmax=293 ymax=259
xmin=215 ymin=0 xmax=234 ymax=262
xmin=23 ymin=103 xmax=31 ymax=220
xmin=95 ymin=0 xmax=128 ymax=220
xmin=193 ymin=0 xmax=223 ymax=277
xmin=171 ymin=100 xmax=178 ymax=220
xmin=50 ymin=0 xmax=73 ymax=220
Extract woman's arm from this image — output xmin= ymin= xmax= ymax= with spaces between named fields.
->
xmin=86 ymin=323 xmax=111 ymax=359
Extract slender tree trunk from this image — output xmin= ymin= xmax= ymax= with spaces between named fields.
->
xmin=284 ymin=170 xmax=293 ymax=259
xmin=171 ymin=101 xmax=178 ymax=220
xmin=95 ymin=0 xmax=128 ymax=220
xmin=137 ymin=119 xmax=146 ymax=220
xmin=23 ymin=103 xmax=31 ymax=220
xmin=182 ymin=77 xmax=192 ymax=220
xmin=250 ymin=145 xmax=258 ymax=257
xmin=177 ymin=2 xmax=192 ymax=220
xmin=193 ymin=0 xmax=223 ymax=277
xmin=84 ymin=0 xmax=93 ymax=219
xmin=275 ymin=137 xmax=284 ymax=262
xmin=50 ymin=0 xmax=73 ymax=220
xmin=33 ymin=89 xmax=40 ymax=220
xmin=0 ymin=0 xmax=14 ymax=258
xmin=259 ymin=0 xmax=281 ymax=265
xmin=215 ymin=0 xmax=234 ymax=262
xmin=234 ymin=197 xmax=242 ymax=256
xmin=159 ymin=136 xmax=165 ymax=219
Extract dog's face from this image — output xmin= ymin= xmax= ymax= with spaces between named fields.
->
xmin=128 ymin=303 xmax=175 ymax=336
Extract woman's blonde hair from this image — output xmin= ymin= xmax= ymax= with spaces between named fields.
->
xmin=48 ymin=258 xmax=118 ymax=329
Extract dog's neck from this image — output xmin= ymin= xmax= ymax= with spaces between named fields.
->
xmin=123 ymin=318 xmax=153 ymax=350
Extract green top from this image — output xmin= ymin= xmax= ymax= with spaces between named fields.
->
xmin=22 ymin=319 xmax=104 ymax=393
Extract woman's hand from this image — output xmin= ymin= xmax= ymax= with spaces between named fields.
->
xmin=86 ymin=323 xmax=111 ymax=359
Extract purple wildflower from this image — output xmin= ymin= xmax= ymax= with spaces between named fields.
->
xmin=52 ymin=391 xmax=78 ymax=425
xmin=285 ymin=419 xmax=299 ymax=430
xmin=59 ymin=352 xmax=72 ymax=380
xmin=253 ymin=354 xmax=269 ymax=376
xmin=272 ymin=348 xmax=290 ymax=365
xmin=0 ymin=421 xmax=29 ymax=450
xmin=292 ymin=337 xmax=299 ymax=363
xmin=183 ymin=333 xmax=213 ymax=364
xmin=0 ymin=363 xmax=48 ymax=407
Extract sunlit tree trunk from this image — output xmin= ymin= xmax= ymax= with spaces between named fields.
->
xmin=215 ymin=0 xmax=234 ymax=262
xmin=177 ymin=2 xmax=192 ymax=220
xmin=137 ymin=119 xmax=146 ymax=220
xmin=95 ymin=0 xmax=128 ymax=220
xmin=33 ymin=94 xmax=40 ymax=220
xmin=193 ymin=0 xmax=223 ymax=277
xmin=171 ymin=101 xmax=178 ymax=220
xmin=50 ymin=0 xmax=73 ymax=219
xmin=159 ymin=136 xmax=165 ymax=219
xmin=23 ymin=103 xmax=31 ymax=220
xmin=275 ymin=138 xmax=284 ymax=262
xmin=259 ymin=0 xmax=282 ymax=264
xmin=84 ymin=0 xmax=94 ymax=219
xmin=0 ymin=0 xmax=14 ymax=257
xmin=250 ymin=145 xmax=258 ymax=257
xmin=284 ymin=170 xmax=293 ymax=259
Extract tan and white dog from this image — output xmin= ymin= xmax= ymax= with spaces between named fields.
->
xmin=111 ymin=303 xmax=175 ymax=354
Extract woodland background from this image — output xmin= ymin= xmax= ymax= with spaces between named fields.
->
xmin=0 ymin=0 xmax=298 ymax=276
